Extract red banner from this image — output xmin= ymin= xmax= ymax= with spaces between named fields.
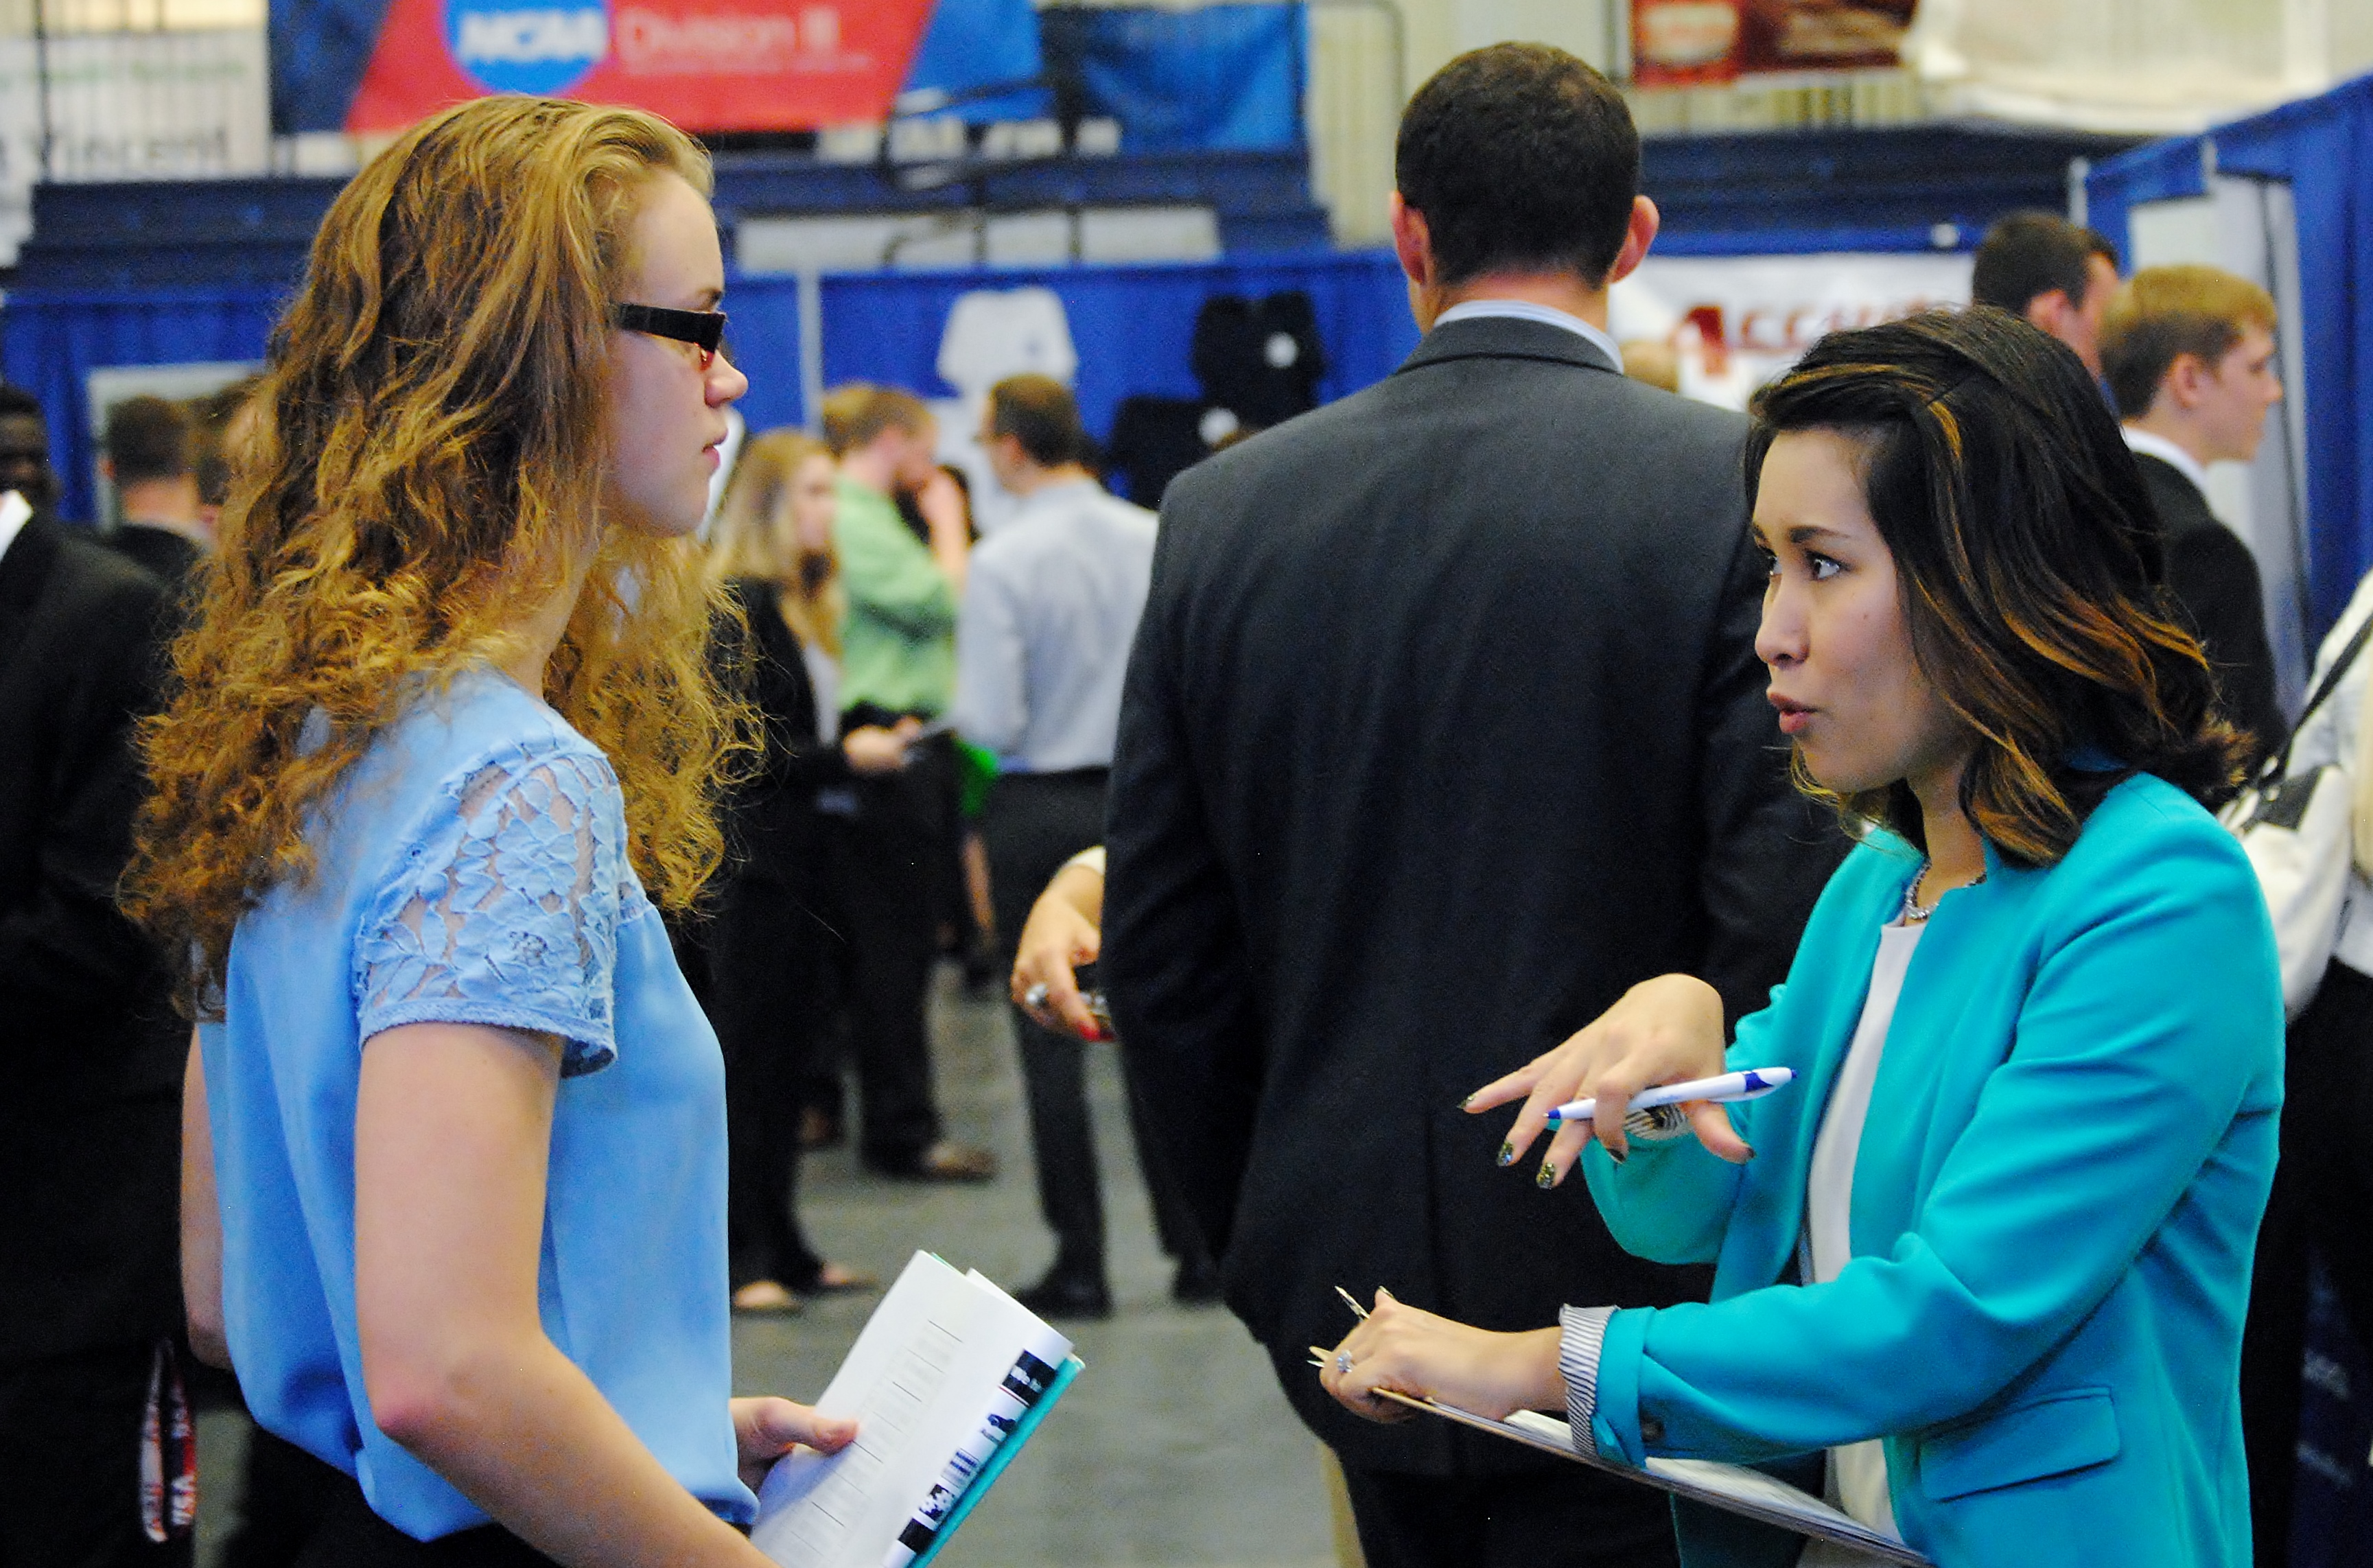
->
xmin=1633 ymin=0 xmax=1915 ymax=89
xmin=345 ymin=0 xmax=937 ymax=134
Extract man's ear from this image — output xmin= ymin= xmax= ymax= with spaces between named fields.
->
xmin=1602 ymin=196 xmax=1661 ymax=289
xmin=1389 ymin=192 xmax=1431 ymax=290
xmin=2023 ymin=288 xmax=2072 ymax=335
xmin=2164 ymin=351 xmax=2211 ymax=411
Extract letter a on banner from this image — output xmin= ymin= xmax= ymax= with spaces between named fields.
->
xmin=343 ymin=0 xmax=938 ymax=132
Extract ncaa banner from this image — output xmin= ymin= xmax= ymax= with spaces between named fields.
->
xmin=338 ymin=0 xmax=937 ymax=133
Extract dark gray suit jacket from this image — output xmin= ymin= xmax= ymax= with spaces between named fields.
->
xmin=1104 ymin=316 xmax=1843 ymax=1475
xmin=0 ymin=514 xmax=182 ymax=1361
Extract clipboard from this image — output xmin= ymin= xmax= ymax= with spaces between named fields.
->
xmin=1375 ymin=1390 xmax=1931 ymax=1567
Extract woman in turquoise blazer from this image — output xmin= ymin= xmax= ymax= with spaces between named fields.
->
xmin=1321 ymin=309 xmax=2282 ymax=1568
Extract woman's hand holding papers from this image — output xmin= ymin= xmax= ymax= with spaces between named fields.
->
xmin=1319 ymin=1289 xmax=1563 ymax=1425
xmin=1463 ymin=974 xmax=1749 ymax=1186
xmin=729 ymin=1398 xmax=856 ymax=1490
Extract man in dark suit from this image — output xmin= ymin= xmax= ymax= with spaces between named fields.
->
xmin=100 ymin=395 xmax=209 ymax=596
xmin=2100 ymin=264 xmax=2288 ymax=771
xmin=1971 ymin=211 xmax=2122 ymax=379
xmin=0 ymin=397 xmax=190 ymax=1563
xmin=1103 ymin=44 xmax=1841 ymax=1568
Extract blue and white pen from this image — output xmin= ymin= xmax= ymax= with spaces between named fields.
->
xmin=1542 ymin=1067 xmax=1795 ymax=1126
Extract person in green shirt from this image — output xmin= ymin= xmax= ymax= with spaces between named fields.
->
xmin=826 ymin=385 xmax=969 ymax=717
xmin=815 ymin=385 xmax=996 ymax=1183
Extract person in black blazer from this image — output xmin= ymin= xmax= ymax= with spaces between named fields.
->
xmin=703 ymin=430 xmax=916 ymax=1311
xmin=1102 ymin=45 xmax=1842 ymax=1568
xmin=99 ymin=395 xmax=209 ymax=598
xmin=2101 ymin=265 xmax=2289 ymax=774
xmin=0 ymin=469 xmax=189 ymax=1563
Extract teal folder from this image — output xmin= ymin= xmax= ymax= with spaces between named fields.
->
xmin=907 ymin=1353 xmax=1086 ymax=1567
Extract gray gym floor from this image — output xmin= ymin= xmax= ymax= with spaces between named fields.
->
xmin=196 ymin=967 xmax=1337 ymax=1568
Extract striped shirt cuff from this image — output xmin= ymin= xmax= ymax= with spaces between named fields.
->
xmin=1559 ymin=1304 xmax=1619 ymax=1451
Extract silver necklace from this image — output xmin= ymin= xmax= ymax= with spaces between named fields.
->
xmin=1900 ymin=860 xmax=1984 ymax=924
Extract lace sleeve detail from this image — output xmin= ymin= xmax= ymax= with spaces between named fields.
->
xmin=354 ymin=745 xmax=626 ymax=1075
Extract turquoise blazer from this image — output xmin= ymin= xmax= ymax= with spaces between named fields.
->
xmin=1580 ymin=774 xmax=2282 ymax=1568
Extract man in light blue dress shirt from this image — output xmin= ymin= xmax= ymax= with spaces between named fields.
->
xmin=951 ymin=374 xmax=1217 ymax=1319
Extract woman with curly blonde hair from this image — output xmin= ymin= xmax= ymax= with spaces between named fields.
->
xmin=126 ymin=95 xmax=852 ymax=1565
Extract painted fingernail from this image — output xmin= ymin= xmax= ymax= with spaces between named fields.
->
xmin=1742 ymin=1143 xmax=1756 ymax=1160
xmin=1609 ymin=1147 xmax=1628 ymax=1167
xmin=1496 ymin=1141 xmax=1515 ymax=1167
xmin=1536 ymin=1160 xmax=1558 ymax=1189
xmin=1458 ymin=1092 xmax=1474 ymax=1111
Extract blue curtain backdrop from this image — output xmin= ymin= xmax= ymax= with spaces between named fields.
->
xmin=2088 ymin=73 xmax=2373 ymax=642
xmin=0 ymin=286 xmax=289 ymax=527
xmin=813 ymin=251 xmax=1410 ymax=442
xmin=0 ymin=255 xmax=1415 ymax=526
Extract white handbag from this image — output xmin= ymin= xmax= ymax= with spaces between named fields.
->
xmin=2223 ymin=613 xmax=2373 ymax=1017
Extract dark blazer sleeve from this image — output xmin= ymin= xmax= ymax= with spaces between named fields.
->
xmin=1692 ymin=528 xmax=1849 ymax=1030
xmin=0 ymin=548 xmax=168 ymax=1065
xmin=2164 ymin=521 xmax=2285 ymax=769
xmin=721 ymin=579 xmax=853 ymax=795
xmin=1103 ymin=507 xmax=1264 ymax=1254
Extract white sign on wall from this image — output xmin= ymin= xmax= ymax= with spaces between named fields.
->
xmin=0 ymin=28 xmax=270 ymax=267
xmin=1611 ymin=251 xmax=1976 ymax=410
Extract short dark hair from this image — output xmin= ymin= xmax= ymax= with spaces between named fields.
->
xmin=0 ymin=384 xmax=43 ymax=423
xmin=1394 ymin=43 xmax=1639 ymax=289
xmin=1970 ymin=212 xmax=2119 ymax=316
xmin=2099 ymin=264 xmax=2278 ymax=419
xmin=987 ymin=374 xmax=1090 ymax=467
xmin=1746 ymin=307 xmax=2244 ymax=866
xmin=104 ymin=395 xmax=194 ymax=484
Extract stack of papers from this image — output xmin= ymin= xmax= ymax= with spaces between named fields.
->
xmin=751 ymin=1252 xmax=1082 ymax=1568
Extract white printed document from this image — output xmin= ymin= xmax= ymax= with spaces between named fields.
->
xmin=751 ymin=1252 xmax=1077 ymax=1568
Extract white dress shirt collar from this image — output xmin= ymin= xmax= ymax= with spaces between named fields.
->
xmin=0 ymin=490 xmax=29 ymax=570
xmin=1434 ymin=299 xmax=1624 ymax=373
xmin=2121 ymin=426 xmax=2211 ymax=495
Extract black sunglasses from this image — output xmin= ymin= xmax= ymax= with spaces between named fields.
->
xmin=613 ymin=303 xmax=729 ymax=367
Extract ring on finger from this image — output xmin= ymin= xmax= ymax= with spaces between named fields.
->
xmin=1335 ymin=1350 xmax=1354 ymax=1374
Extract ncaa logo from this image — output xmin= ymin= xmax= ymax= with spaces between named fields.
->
xmin=446 ymin=0 xmax=609 ymax=95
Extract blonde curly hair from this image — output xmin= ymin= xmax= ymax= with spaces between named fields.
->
xmin=125 ymin=95 xmax=753 ymax=1014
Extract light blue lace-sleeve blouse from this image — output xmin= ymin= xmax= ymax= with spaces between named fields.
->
xmin=198 ymin=668 xmax=748 ymax=1540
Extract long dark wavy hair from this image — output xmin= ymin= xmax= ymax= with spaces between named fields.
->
xmin=1746 ymin=306 xmax=2248 ymax=867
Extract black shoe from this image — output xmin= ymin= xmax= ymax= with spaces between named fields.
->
xmin=1170 ymin=1254 xmax=1224 ymax=1306
xmin=865 ymin=1140 xmax=999 ymax=1183
xmin=1014 ymin=1271 xmax=1112 ymax=1321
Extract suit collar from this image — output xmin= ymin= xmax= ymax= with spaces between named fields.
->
xmin=2121 ymin=427 xmax=2210 ymax=495
xmin=1394 ymin=314 xmax=1623 ymax=379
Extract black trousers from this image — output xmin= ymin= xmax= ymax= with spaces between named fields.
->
xmin=819 ymin=735 xmax=954 ymax=1163
xmin=709 ymin=870 xmax=831 ymax=1291
xmin=2241 ymin=959 xmax=2373 ymax=1568
xmin=1337 ymin=1462 xmax=1681 ymax=1568
xmin=983 ymin=770 xmax=1204 ymax=1278
xmin=291 ymin=1477 xmax=559 ymax=1568
xmin=0 ymin=1341 xmax=191 ymax=1568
